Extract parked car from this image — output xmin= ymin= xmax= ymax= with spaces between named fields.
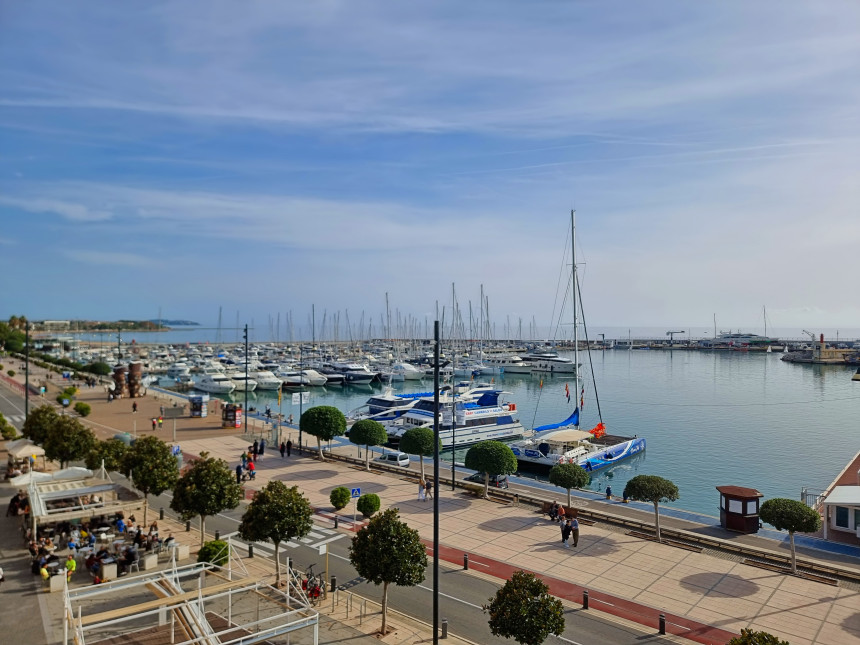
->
xmin=464 ymin=472 xmax=509 ymax=488
xmin=375 ymin=452 xmax=410 ymax=468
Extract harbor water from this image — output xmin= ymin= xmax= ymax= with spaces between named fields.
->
xmin=206 ymin=349 xmax=860 ymax=518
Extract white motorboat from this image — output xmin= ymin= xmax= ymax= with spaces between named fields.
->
xmin=250 ymin=370 xmax=283 ymax=390
xmin=277 ymin=369 xmax=311 ymax=387
xmin=300 ymin=369 xmax=329 ymax=386
xmin=226 ymin=371 xmax=258 ymax=392
xmin=167 ymin=362 xmax=192 ymax=379
xmin=479 ymin=354 xmax=533 ymax=374
xmin=347 ymin=387 xmax=432 ymax=423
xmin=333 ymin=362 xmax=377 ymax=384
xmin=194 ymin=373 xmax=236 ymax=394
xmin=523 ymin=350 xmax=579 ymax=374
xmin=391 ymin=362 xmax=424 ymax=381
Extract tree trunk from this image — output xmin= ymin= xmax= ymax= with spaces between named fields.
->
xmin=419 ymin=455 xmax=425 ymax=479
xmin=365 ymin=445 xmax=370 ymax=471
xmin=274 ymin=541 xmax=281 ymax=586
xmin=381 ymin=580 xmax=389 ymax=634
xmin=653 ymin=501 xmax=661 ymax=542
xmin=789 ymin=531 xmax=797 ymax=573
xmin=317 ymin=436 xmax=325 ymax=461
xmin=143 ymin=495 xmax=149 ymax=526
xmin=484 ymin=472 xmax=489 ymax=498
xmin=200 ymin=515 xmax=206 ymax=547
xmin=567 ymin=488 xmax=572 ymax=508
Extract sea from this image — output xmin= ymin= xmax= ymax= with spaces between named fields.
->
xmin=187 ymin=347 xmax=859 ymax=519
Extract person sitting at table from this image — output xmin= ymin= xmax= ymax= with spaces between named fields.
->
xmin=44 ymin=537 xmax=55 ymax=550
xmin=118 ymin=545 xmax=138 ymax=575
xmin=132 ymin=526 xmax=144 ymax=548
xmin=28 ymin=541 xmax=39 ymax=558
xmin=163 ymin=533 xmax=175 ymax=547
xmin=95 ymin=547 xmax=109 ymax=560
xmin=85 ymin=553 xmax=100 ymax=575
xmin=40 ymin=563 xmax=50 ymax=583
xmin=115 ymin=516 xmax=126 ymax=534
xmin=65 ymin=554 xmax=76 ymax=581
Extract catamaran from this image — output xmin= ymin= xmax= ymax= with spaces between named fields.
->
xmin=509 ymin=210 xmax=646 ymax=471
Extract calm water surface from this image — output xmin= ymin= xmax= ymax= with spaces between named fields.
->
xmin=209 ymin=349 xmax=858 ymax=516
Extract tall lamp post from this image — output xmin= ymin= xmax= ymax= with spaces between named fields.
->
xmin=432 ymin=320 xmax=441 ymax=644
xmin=24 ymin=322 xmax=30 ymax=421
xmin=243 ymin=324 xmax=249 ymax=433
xmin=298 ymin=345 xmax=304 ymax=449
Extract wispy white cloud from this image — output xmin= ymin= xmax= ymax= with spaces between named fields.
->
xmin=63 ymin=250 xmax=150 ymax=267
xmin=0 ymin=196 xmax=112 ymax=222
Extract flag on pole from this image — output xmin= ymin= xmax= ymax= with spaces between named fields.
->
xmin=277 ymin=388 xmax=281 ymax=407
xmin=539 ymin=379 xmax=543 ymax=389
xmin=580 ymin=386 xmax=585 ymax=409
xmin=588 ymin=422 xmax=606 ymax=439
xmin=565 ymin=382 xmax=570 ymax=403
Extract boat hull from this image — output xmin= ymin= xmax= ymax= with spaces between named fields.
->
xmin=512 ymin=437 xmax=646 ymax=472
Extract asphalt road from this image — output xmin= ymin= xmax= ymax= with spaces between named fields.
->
xmin=1 ymin=384 xmax=676 ymax=645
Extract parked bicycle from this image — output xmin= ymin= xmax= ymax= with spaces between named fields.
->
xmin=302 ymin=564 xmax=323 ymax=605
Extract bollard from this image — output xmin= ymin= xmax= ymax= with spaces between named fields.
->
xmin=583 ymin=589 xmax=589 ymax=609
xmin=331 ymin=576 xmax=337 ymax=593
xmin=334 ymin=516 xmax=339 ymax=529
xmin=159 ymin=507 xmax=164 ymax=520
xmin=463 ymin=553 xmax=469 ymax=570
xmin=514 ymin=494 xmax=519 ymax=506
xmin=215 ymin=530 xmax=220 ymax=541
xmin=659 ymin=613 xmax=666 ymax=635
xmin=287 ymin=557 xmax=292 ymax=573
xmin=185 ymin=520 xmax=191 ymax=532
xmin=248 ymin=544 xmax=254 ymax=558
xmin=441 ymin=619 xmax=448 ymax=639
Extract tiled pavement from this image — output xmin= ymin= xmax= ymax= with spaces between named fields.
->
xmin=190 ymin=435 xmax=860 ymax=645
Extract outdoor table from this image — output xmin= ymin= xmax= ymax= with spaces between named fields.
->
xmin=45 ymin=561 xmax=61 ymax=576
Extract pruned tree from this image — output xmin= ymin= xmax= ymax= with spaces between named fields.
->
xmin=464 ymin=440 xmax=517 ymax=498
xmin=44 ymin=415 xmax=96 ymax=468
xmin=623 ymin=474 xmax=679 ymax=542
xmin=124 ymin=435 xmax=179 ymax=525
xmin=399 ymin=427 xmax=440 ymax=479
xmin=22 ymin=404 xmax=59 ymax=445
xmin=171 ymin=452 xmax=242 ymax=546
xmin=728 ymin=629 xmax=790 ymax=645
xmin=548 ymin=462 xmax=590 ymax=507
xmin=759 ymin=498 xmax=822 ymax=573
xmin=484 ymin=570 xmax=565 ymax=645
xmin=0 ymin=412 xmax=20 ymax=440
xmin=348 ymin=419 xmax=388 ymax=471
xmin=300 ymin=406 xmax=346 ymax=460
xmin=85 ymin=437 xmax=129 ymax=473
xmin=349 ymin=508 xmax=427 ymax=635
xmin=239 ymin=481 xmax=313 ymax=586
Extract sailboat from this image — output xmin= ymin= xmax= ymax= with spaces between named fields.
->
xmin=507 ymin=210 xmax=646 ymax=471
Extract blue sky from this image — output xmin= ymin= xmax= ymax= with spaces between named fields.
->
xmin=1 ymin=2 xmax=859 ymax=336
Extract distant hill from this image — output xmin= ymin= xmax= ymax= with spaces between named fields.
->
xmin=148 ymin=319 xmax=199 ymax=326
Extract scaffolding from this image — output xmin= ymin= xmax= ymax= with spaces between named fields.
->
xmin=62 ymin=549 xmax=320 ymax=645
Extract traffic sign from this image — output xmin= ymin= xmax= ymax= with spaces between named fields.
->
xmin=62 ymin=399 xmax=70 ymax=407
xmin=351 ymin=488 xmax=361 ymax=498
xmin=318 ymin=544 xmax=327 ymax=555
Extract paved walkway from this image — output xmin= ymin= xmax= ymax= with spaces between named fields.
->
xmin=189 ymin=435 xmax=860 ymax=645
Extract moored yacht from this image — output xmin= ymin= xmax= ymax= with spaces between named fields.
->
xmin=195 ymin=373 xmax=236 ymax=394
xmin=523 ymin=350 xmax=579 ymax=374
xmin=226 ymin=371 xmax=258 ymax=392
xmin=249 ymin=369 xmax=283 ymax=390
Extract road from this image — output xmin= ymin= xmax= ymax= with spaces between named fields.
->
xmin=0 ymin=383 xmax=675 ymax=645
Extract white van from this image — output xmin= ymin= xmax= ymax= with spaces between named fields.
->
xmin=375 ymin=452 xmax=410 ymax=468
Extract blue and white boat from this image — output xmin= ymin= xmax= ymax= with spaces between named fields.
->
xmin=348 ymin=388 xmax=433 ymax=423
xmin=385 ymin=386 xmax=524 ymax=449
xmin=510 ymin=210 xmax=646 ymax=472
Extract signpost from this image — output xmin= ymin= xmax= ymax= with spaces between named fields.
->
xmin=351 ymin=488 xmax=361 ymax=525
xmin=319 ymin=543 xmax=328 ymax=598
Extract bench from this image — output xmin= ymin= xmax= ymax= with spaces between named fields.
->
xmin=540 ymin=501 xmax=579 ymax=519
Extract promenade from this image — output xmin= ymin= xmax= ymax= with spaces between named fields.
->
xmin=4 ymin=368 xmax=860 ymax=644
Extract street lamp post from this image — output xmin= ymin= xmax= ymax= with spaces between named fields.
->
xmin=243 ymin=324 xmax=249 ymax=433
xmin=24 ymin=322 xmax=30 ymax=421
xmin=298 ymin=346 xmax=303 ymax=449
xmin=432 ymin=321 xmax=441 ymax=644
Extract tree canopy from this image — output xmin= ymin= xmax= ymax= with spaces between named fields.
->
xmin=171 ymin=452 xmax=242 ymax=546
xmin=760 ymin=498 xmax=822 ymax=573
xmin=623 ymin=474 xmax=679 ymax=542
xmin=349 ymin=508 xmax=427 ymax=635
xmin=300 ymin=406 xmax=346 ymax=460
xmin=85 ymin=438 xmax=129 ymax=473
xmin=464 ymin=440 xmax=517 ymax=497
xmin=239 ymin=481 xmax=313 ymax=586
xmin=548 ymin=462 xmax=590 ymax=507
xmin=43 ymin=415 xmax=96 ymax=468
xmin=399 ymin=426 xmax=440 ymax=479
xmin=124 ymin=435 xmax=179 ymax=524
xmin=728 ymin=629 xmax=790 ymax=645
xmin=22 ymin=404 xmax=59 ymax=445
xmin=484 ymin=570 xmax=565 ymax=645
xmin=348 ymin=419 xmax=388 ymax=471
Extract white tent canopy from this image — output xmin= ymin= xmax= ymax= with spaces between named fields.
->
xmin=10 ymin=470 xmax=53 ymax=485
xmin=5 ymin=438 xmax=46 ymax=459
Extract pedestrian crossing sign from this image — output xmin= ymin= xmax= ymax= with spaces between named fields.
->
xmin=351 ymin=488 xmax=361 ymax=498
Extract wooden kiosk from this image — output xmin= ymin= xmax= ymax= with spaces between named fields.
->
xmin=717 ymin=485 xmax=763 ymax=533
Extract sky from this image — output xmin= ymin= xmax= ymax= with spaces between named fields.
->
xmin=1 ymin=2 xmax=859 ymax=338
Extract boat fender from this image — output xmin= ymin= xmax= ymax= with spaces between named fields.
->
xmin=509 ymin=403 xmax=516 ymax=412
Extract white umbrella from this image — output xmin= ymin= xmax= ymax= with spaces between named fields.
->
xmin=52 ymin=467 xmax=94 ymax=481
xmin=10 ymin=471 xmax=53 ymax=485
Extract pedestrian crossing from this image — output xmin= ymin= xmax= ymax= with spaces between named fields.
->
xmin=221 ymin=521 xmax=345 ymax=557
xmin=4 ymin=414 xmax=25 ymax=428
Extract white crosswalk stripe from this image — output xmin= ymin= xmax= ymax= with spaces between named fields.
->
xmin=221 ymin=521 xmax=344 ymax=556
xmin=6 ymin=414 xmax=25 ymax=427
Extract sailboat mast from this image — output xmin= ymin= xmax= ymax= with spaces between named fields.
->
xmin=571 ymin=209 xmax=579 ymax=427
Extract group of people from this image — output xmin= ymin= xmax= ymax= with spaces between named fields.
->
xmin=417 ymin=478 xmax=434 ymax=501
xmin=549 ymin=500 xmax=581 ymax=548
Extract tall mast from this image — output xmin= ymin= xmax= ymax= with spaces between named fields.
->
xmin=571 ymin=209 xmax=579 ymax=427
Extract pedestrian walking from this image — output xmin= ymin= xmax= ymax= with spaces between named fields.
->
xmin=425 ymin=479 xmax=433 ymax=500
xmin=605 ymin=485 xmax=612 ymax=501
xmin=65 ymin=554 xmax=76 ymax=581
xmin=132 ymin=402 xmax=137 ymax=414
xmin=252 ymin=439 xmax=259 ymax=455
xmin=259 ymin=438 xmax=266 ymax=457
xmin=235 ymin=464 xmax=242 ymax=485
xmin=561 ymin=519 xmax=572 ymax=548
xmin=557 ymin=504 xmax=567 ymax=524
xmin=279 ymin=442 xmax=286 ymax=458
xmin=571 ymin=517 xmax=580 ymax=547
xmin=160 ymin=405 xmax=165 ymax=416
xmin=418 ymin=478 xmax=426 ymax=502
xmin=151 ymin=418 xmax=157 ymax=431
xmin=288 ymin=414 xmax=294 ymax=425
xmin=157 ymin=417 xmax=163 ymax=430
xmin=286 ymin=439 xmax=292 ymax=457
